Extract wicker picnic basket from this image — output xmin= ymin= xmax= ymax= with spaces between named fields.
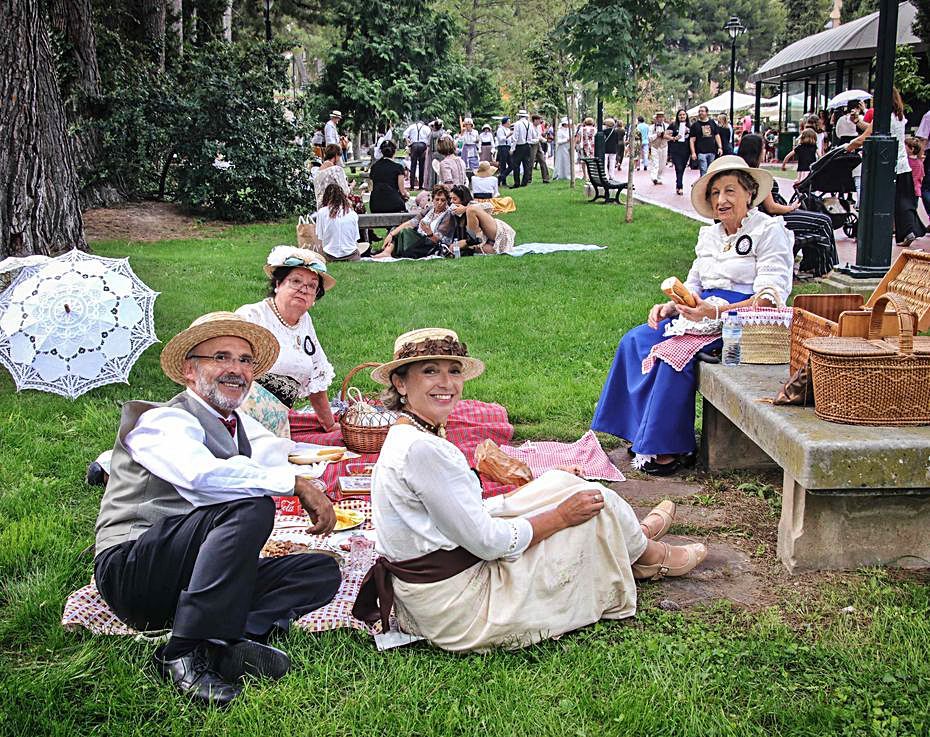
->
xmin=737 ymin=287 xmax=792 ymax=364
xmin=789 ymin=251 xmax=930 ymax=374
xmin=804 ymin=294 xmax=930 ymax=426
xmin=338 ymin=362 xmax=398 ymax=454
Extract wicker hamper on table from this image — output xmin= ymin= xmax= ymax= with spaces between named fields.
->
xmin=338 ymin=362 xmax=398 ymax=454
xmin=804 ymin=294 xmax=930 ymax=426
xmin=738 ymin=287 xmax=793 ymax=364
xmin=789 ymin=251 xmax=930 ymax=374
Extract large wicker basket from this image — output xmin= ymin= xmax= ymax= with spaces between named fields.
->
xmin=790 ymin=251 xmax=930 ymax=374
xmin=804 ymin=294 xmax=930 ymax=426
xmin=338 ymin=362 xmax=398 ymax=454
xmin=738 ymin=287 xmax=792 ymax=364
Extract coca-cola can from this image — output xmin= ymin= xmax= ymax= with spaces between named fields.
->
xmin=277 ymin=496 xmax=302 ymax=515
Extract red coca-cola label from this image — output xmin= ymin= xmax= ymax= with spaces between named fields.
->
xmin=277 ymin=496 xmax=302 ymax=515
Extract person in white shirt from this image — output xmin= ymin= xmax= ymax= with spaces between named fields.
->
xmin=314 ymin=183 xmax=361 ymax=261
xmin=553 ymin=117 xmax=572 ymax=180
xmin=352 ymin=327 xmax=704 ymax=651
xmin=495 ymin=117 xmax=512 ymax=185
xmin=470 ymin=160 xmax=500 ymax=198
xmin=373 ymin=123 xmax=394 ymax=161
xmin=479 ymin=124 xmax=494 ymax=162
xmin=324 ymin=110 xmax=342 ymax=147
xmin=510 ymin=111 xmax=533 ymax=188
xmin=92 ymin=312 xmax=340 ymax=706
xmin=528 ymin=114 xmax=551 ymax=184
xmin=648 ymin=111 xmax=670 ymax=185
xmin=404 ymin=119 xmax=431 ymax=189
xmin=458 ymin=118 xmax=480 ymax=170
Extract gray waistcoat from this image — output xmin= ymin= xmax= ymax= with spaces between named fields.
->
xmin=94 ymin=391 xmax=253 ymax=557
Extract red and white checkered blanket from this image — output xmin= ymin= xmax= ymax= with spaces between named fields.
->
xmin=61 ymin=499 xmax=394 ymax=638
xmin=289 ymin=399 xmax=515 ymax=498
xmin=641 ymin=333 xmax=720 ymax=374
xmin=500 ymin=430 xmax=625 ymax=482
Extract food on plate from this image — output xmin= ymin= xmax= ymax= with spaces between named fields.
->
xmin=661 ymin=276 xmax=697 ymax=307
xmin=288 ymin=445 xmax=347 ymax=464
xmin=332 ymin=506 xmax=365 ymax=531
xmin=261 ymin=539 xmax=310 ymax=558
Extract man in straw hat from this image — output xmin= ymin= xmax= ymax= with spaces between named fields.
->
xmin=324 ymin=109 xmax=343 ymax=147
xmin=92 ymin=312 xmax=340 ymax=706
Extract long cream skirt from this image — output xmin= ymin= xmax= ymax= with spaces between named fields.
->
xmin=393 ymin=470 xmax=646 ymax=652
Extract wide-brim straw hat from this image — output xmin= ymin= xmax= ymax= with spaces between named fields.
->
xmin=262 ymin=245 xmax=336 ymax=292
xmin=371 ymin=328 xmax=485 ymax=385
xmin=160 ymin=312 xmax=279 ymax=385
xmin=690 ymin=155 xmax=773 ymax=219
xmin=475 ymin=161 xmax=497 ymax=176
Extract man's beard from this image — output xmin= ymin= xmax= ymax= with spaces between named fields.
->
xmin=195 ymin=371 xmax=248 ymax=412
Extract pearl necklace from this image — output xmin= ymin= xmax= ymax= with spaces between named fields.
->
xmin=401 ymin=410 xmax=447 ymax=439
xmin=268 ymin=298 xmax=300 ymax=329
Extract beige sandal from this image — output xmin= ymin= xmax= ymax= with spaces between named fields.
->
xmin=631 ymin=542 xmax=707 ymax=581
xmin=640 ymin=500 xmax=676 ymax=540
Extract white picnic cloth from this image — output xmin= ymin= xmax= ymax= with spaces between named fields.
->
xmin=505 ymin=243 xmax=606 ymax=256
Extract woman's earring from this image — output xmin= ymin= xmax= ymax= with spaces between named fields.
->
xmin=400 ymin=396 xmax=407 ymax=405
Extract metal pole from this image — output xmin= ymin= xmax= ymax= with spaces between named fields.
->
xmin=594 ymin=83 xmax=605 ymax=160
xmin=729 ymin=36 xmax=737 ymax=128
xmin=754 ymin=81 xmax=762 ymax=133
xmin=264 ymin=0 xmax=272 ymax=42
xmin=849 ymin=0 xmax=898 ymax=274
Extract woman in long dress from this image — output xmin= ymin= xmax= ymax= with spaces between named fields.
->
xmin=353 ymin=328 xmax=706 ymax=652
xmin=591 ymin=156 xmax=794 ymax=475
xmin=553 ymin=117 xmax=572 ymax=180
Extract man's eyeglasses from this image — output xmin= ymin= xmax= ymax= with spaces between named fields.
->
xmin=283 ymin=277 xmax=318 ymax=293
xmin=186 ymin=353 xmax=256 ymax=367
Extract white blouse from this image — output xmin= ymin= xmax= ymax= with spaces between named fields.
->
xmin=470 ymin=175 xmax=499 ymax=196
xmin=234 ymin=300 xmax=335 ymax=396
xmin=684 ymin=208 xmax=794 ymax=304
xmin=314 ymin=206 xmax=360 ymax=259
xmin=372 ymin=424 xmax=533 ymax=562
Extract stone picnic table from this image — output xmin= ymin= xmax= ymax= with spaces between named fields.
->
xmin=698 ymin=362 xmax=930 ymax=573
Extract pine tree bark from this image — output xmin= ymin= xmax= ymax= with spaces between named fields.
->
xmin=1 ymin=0 xmax=86 ymax=257
xmin=141 ymin=0 xmax=166 ymax=70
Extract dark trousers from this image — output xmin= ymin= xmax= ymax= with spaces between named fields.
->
xmin=408 ymin=142 xmax=428 ymax=189
xmin=669 ymin=143 xmax=690 ymax=190
xmin=94 ymin=496 xmax=341 ymax=641
xmin=496 ymin=145 xmax=511 ymax=184
xmin=895 ymin=171 xmax=927 ymax=240
xmin=531 ymin=142 xmax=550 ymax=183
xmin=511 ymin=143 xmax=531 ymax=187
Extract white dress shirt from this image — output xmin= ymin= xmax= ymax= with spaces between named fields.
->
xmin=404 ymin=122 xmax=431 ymax=145
xmin=373 ymin=128 xmax=393 ymax=160
xmin=324 ymin=119 xmax=339 ymax=146
xmin=234 ymin=300 xmax=335 ymax=395
xmin=124 ymin=389 xmax=299 ymax=507
xmin=315 ymin=206 xmax=360 ymax=258
xmin=372 ymin=425 xmax=533 ymax=562
xmin=495 ymin=125 xmax=511 ymax=146
xmin=512 ymin=119 xmax=531 ymax=145
xmin=684 ymin=208 xmax=794 ymax=303
xmin=527 ymin=123 xmax=541 ymax=144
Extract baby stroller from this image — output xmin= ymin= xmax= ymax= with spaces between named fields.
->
xmin=790 ymin=146 xmax=861 ymax=238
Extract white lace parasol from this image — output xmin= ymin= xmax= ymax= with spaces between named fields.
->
xmin=0 ymin=249 xmax=160 ymax=399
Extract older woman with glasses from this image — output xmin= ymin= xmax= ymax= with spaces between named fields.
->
xmin=235 ymin=246 xmax=337 ymax=432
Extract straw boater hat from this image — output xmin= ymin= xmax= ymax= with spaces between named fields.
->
xmin=262 ymin=246 xmax=336 ymax=292
xmin=371 ymin=328 xmax=485 ymax=385
xmin=475 ymin=161 xmax=497 ymax=177
xmin=330 ymin=110 xmax=342 ymax=118
xmin=160 ymin=312 xmax=279 ymax=385
xmin=690 ymin=155 xmax=773 ymax=219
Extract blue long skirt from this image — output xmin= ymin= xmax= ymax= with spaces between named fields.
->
xmin=591 ymin=288 xmax=750 ymax=456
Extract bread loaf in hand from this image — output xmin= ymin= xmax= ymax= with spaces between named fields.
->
xmin=661 ymin=276 xmax=697 ymax=307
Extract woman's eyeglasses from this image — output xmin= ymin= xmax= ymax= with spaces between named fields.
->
xmin=283 ymin=277 xmax=318 ymax=293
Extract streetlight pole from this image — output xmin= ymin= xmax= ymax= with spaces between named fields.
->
xmin=263 ymin=0 xmax=272 ymax=43
xmin=724 ymin=16 xmax=746 ymax=132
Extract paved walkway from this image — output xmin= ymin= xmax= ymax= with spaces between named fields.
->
xmin=615 ymin=160 xmax=929 ymax=267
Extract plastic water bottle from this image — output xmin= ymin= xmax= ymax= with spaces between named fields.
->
xmin=722 ymin=311 xmax=742 ymax=366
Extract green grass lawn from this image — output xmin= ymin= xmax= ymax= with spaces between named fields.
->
xmin=1 ymin=182 xmax=928 ymax=736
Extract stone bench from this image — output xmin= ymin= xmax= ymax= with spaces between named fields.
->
xmin=357 ymin=213 xmax=411 ymax=229
xmin=698 ymin=362 xmax=930 ymax=573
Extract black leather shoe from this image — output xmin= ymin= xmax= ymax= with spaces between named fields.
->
xmin=642 ymin=453 xmax=696 ymax=477
xmin=85 ymin=461 xmax=106 ymax=487
xmin=212 ymin=639 xmax=290 ymax=682
xmin=153 ymin=644 xmax=241 ymax=706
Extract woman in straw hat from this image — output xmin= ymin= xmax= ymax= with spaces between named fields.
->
xmin=592 ymin=156 xmax=793 ymax=475
xmin=352 ymin=328 xmax=706 ymax=652
xmin=235 ymin=246 xmax=337 ymax=433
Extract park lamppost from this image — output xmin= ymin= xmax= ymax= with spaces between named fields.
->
xmin=263 ymin=0 xmax=272 ymax=42
xmin=724 ymin=16 xmax=746 ymax=129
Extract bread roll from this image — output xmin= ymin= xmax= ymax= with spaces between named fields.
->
xmin=661 ymin=276 xmax=697 ymax=307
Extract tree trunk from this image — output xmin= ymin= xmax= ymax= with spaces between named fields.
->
xmin=167 ymin=0 xmax=182 ymax=58
xmin=1 ymin=0 xmax=86 ymax=257
xmin=464 ymin=0 xmax=479 ymax=64
xmin=624 ymin=73 xmax=637 ymax=223
xmin=222 ymin=0 xmax=232 ymax=42
xmin=142 ymin=0 xmax=166 ymax=69
xmin=46 ymin=0 xmax=101 ymax=98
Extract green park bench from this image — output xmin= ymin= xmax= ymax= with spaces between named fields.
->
xmin=698 ymin=363 xmax=930 ymax=573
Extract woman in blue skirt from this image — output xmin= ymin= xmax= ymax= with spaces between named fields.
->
xmin=592 ymin=156 xmax=794 ymax=475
